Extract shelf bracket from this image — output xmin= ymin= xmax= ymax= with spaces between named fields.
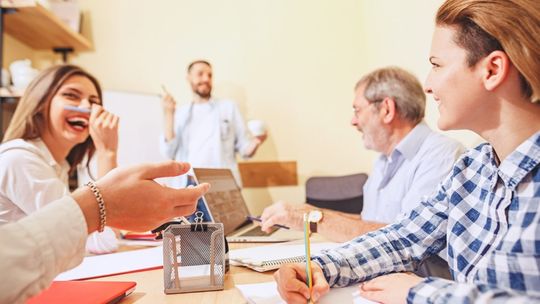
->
xmin=53 ymin=47 xmax=74 ymax=63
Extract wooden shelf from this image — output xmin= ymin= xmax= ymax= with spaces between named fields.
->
xmin=0 ymin=87 xmax=22 ymax=98
xmin=3 ymin=3 xmax=92 ymax=51
xmin=238 ymin=161 xmax=298 ymax=187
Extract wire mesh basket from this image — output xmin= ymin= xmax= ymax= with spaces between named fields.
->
xmin=162 ymin=219 xmax=225 ymax=294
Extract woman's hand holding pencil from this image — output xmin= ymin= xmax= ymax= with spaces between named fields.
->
xmin=274 ymin=263 xmax=329 ymax=303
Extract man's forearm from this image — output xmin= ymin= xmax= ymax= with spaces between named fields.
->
xmin=164 ymin=112 xmax=175 ymax=141
xmin=243 ymin=137 xmax=262 ymax=157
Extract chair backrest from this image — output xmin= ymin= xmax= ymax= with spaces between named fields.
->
xmin=305 ymin=173 xmax=368 ymax=214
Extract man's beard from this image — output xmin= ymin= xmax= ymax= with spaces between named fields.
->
xmin=194 ymin=84 xmax=212 ymax=99
xmin=195 ymin=90 xmax=211 ymax=99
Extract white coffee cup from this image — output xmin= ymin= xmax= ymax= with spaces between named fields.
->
xmin=10 ymin=59 xmax=38 ymax=90
xmin=1 ymin=68 xmax=10 ymax=87
xmin=247 ymin=119 xmax=267 ymax=136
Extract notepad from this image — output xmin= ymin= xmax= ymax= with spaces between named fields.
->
xmin=27 ymin=281 xmax=136 ymax=304
xmin=236 ymin=281 xmax=378 ymax=304
xmin=55 ymin=246 xmax=163 ymax=280
xmin=229 ymin=242 xmax=340 ymax=272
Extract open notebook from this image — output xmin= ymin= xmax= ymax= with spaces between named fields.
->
xmin=230 ymin=242 xmax=340 ymax=272
xmin=237 ymin=281 xmax=377 ymax=304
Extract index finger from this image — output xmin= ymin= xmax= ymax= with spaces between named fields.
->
xmin=311 ymin=266 xmax=330 ymax=301
xmin=133 ymin=161 xmax=191 ymax=180
xmin=90 ymin=104 xmax=104 ymax=120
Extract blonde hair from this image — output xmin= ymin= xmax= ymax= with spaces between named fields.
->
xmin=356 ymin=66 xmax=425 ymax=125
xmin=3 ymin=64 xmax=102 ymax=174
xmin=436 ymin=0 xmax=540 ymax=103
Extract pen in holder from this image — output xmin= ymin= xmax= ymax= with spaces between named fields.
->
xmin=162 ymin=212 xmax=226 ymax=294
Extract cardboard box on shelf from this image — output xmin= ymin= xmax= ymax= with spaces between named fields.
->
xmin=49 ymin=0 xmax=81 ymax=33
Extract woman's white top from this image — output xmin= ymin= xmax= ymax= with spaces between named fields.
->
xmin=0 ymin=138 xmax=117 ymax=254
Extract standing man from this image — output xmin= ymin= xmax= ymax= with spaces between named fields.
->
xmin=260 ymin=67 xmax=464 ymax=242
xmin=161 ymin=60 xmax=266 ymax=187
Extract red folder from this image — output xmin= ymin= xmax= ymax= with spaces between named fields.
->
xmin=27 ymin=281 xmax=136 ymax=304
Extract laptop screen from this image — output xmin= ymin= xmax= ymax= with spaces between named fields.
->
xmin=193 ymin=168 xmax=251 ymax=235
xmin=185 ymin=174 xmax=214 ymax=223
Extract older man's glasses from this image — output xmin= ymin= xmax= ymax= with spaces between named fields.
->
xmin=352 ymin=99 xmax=383 ymax=117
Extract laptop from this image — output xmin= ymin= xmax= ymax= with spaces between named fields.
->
xmin=190 ymin=168 xmax=299 ymax=243
xmin=27 ymin=281 xmax=136 ymax=304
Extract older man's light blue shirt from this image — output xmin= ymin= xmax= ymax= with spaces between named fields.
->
xmin=361 ymin=123 xmax=464 ymax=223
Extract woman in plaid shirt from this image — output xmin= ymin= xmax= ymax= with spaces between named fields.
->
xmin=274 ymin=0 xmax=540 ymax=303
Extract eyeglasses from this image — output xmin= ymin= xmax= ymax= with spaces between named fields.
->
xmin=352 ymin=99 xmax=384 ymax=117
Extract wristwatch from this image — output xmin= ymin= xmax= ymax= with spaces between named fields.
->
xmin=308 ymin=210 xmax=324 ymax=233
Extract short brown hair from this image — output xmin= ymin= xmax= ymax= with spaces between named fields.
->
xmin=436 ymin=0 xmax=540 ymax=102
xmin=356 ymin=67 xmax=426 ymax=125
xmin=187 ymin=60 xmax=211 ymax=73
xmin=3 ymin=64 xmax=102 ymax=175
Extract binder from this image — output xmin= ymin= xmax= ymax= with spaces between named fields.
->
xmin=27 ymin=281 xmax=136 ymax=304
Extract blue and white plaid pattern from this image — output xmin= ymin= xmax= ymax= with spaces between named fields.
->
xmin=313 ymin=131 xmax=540 ymax=302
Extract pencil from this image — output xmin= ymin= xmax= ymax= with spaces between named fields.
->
xmin=161 ymin=84 xmax=170 ymax=95
xmin=64 ymin=105 xmax=91 ymax=114
xmin=304 ymin=214 xmax=313 ymax=303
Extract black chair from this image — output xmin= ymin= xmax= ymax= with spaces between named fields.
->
xmin=415 ymin=254 xmax=452 ymax=279
xmin=305 ymin=173 xmax=368 ymax=214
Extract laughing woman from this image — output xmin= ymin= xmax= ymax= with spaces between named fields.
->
xmin=0 ymin=65 xmax=120 ymax=254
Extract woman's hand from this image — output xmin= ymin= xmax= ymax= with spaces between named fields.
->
xmin=89 ymin=104 xmax=119 ymax=153
xmin=274 ymin=263 xmax=330 ymax=303
xmin=72 ymin=161 xmax=210 ymax=233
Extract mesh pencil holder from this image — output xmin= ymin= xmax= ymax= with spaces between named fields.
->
xmin=162 ymin=220 xmax=225 ymax=294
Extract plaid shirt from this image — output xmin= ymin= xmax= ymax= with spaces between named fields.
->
xmin=313 ymin=131 xmax=540 ymax=302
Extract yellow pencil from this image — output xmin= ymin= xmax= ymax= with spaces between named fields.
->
xmin=304 ymin=213 xmax=313 ymax=303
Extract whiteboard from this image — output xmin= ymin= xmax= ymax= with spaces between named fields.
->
xmin=78 ymin=90 xmax=176 ymax=186
xmin=103 ymin=90 xmax=168 ymax=167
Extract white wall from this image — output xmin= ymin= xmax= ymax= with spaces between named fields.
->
xmin=16 ymin=1 xmax=483 ymax=214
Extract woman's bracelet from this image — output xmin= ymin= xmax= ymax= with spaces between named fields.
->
xmin=85 ymin=181 xmax=106 ymax=232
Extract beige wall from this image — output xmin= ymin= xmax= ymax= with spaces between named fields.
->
xmin=2 ymin=35 xmax=35 ymax=72
xmin=6 ymin=0 xmax=482 ymax=214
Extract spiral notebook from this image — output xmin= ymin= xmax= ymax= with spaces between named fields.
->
xmin=230 ymin=242 xmax=340 ymax=272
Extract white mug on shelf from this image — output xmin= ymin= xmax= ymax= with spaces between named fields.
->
xmin=10 ymin=59 xmax=39 ymax=90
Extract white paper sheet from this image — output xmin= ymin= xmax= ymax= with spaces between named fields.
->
xmin=55 ymin=246 xmax=164 ymax=280
xmin=236 ymin=281 xmax=378 ymax=304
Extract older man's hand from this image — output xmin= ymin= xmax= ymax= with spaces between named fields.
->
xmin=259 ymin=201 xmax=315 ymax=232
